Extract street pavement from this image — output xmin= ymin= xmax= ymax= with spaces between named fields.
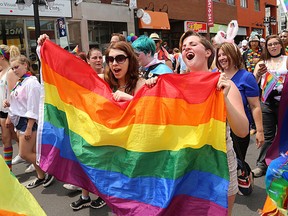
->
xmin=2 ymin=135 xmax=266 ymax=216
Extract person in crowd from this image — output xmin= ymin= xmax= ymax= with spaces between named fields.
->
xmin=87 ymin=48 xmax=104 ymax=74
xmin=260 ymin=38 xmax=266 ymax=50
xmin=146 ymin=30 xmax=249 ymax=216
xmin=132 ymin=35 xmax=172 ymax=78
xmin=216 ymin=42 xmax=264 ymax=162
xmin=149 ymin=33 xmax=173 ymax=70
xmin=110 ymin=33 xmax=126 ymax=45
xmin=242 ymin=33 xmax=262 ymax=135
xmin=280 ymin=29 xmax=288 ymax=55
xmin=4 ymin=55 xmax=54 ymax=188
xmin=180 ymin=30 xmax=248 ymax=216
xmin=172 ymin=48 xmax=180 ymax=73
xmin=162 ymin=41 xmax=169 ymax=51
xmin=240 ymin=39 xmax=249 ymax=54
xmin=243 ymin=34 xmax=262 ymax=73
xmin=252 ymin=35 xmax=288 ymax=177
xmin=0 ymin=45 xmax=19 ymax=170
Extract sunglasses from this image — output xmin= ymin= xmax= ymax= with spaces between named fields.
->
xmin=107 ymin=55 xmax=128 ymax=64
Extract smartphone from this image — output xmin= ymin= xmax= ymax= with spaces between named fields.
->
xmin=259 ymin=63 xmax=265 ymax=68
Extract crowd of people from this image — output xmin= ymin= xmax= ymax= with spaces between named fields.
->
xmin=0 ymin=27 xmax=287 ymax=215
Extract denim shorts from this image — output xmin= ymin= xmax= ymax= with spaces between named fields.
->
xmin=0 ymin=111 xmax=8 ymax=119
xmin=15 ymin=117 xmax=38 ymax=132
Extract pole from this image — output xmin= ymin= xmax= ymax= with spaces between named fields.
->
xmin=33 ymin=0 xmax=41 ymax=81
xmin=33 ymin=0 xmax=41 ymax=43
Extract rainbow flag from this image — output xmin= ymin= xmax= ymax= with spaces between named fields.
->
xmin=266 ymin=75 xmax=288 ymax=165
xmin=261 ymin=152 xmax=288 ymax=216
xmin=37 ymin=40 xmax=229 ymax=215
xmin=0 ymin=156 xmax=46 ymax=216
xmin=261 ymin=72 xmax=278 ymax=103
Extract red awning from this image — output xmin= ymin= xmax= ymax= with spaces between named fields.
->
xmin=138 ymin=10 xmax=170 ymax=30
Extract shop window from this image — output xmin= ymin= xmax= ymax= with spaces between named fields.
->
xmin=0 ymin=19 xmax=26 ymax=55
xmin=240 ymin=0 xmax=247 ymax=8
xmin=227 ymin=0 xmax=235 ymax=5
xmin=88 ymin=21 xmax=127 ymax=52
xmin=26 ymin=20 xmax=55 ymax=54
xmin=254 ymin=0 xmax=260 ymax=11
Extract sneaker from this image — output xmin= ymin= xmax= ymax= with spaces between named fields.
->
xmin=43 ymin=174 xmax=54 ymax=187
xmin=26 ymin=177 xmax=45 ymax=189
xmin=25 ymin=164 xmax=36 ymax=173
xmin=12 ymin=154 xmax=25 ymax=165
xmin=252 ymin=167 xmax=266 ymax=178
xmin=63 ymin=184 xmax=81 ymax=191
xmin=90 ymin=197 xmax=106 ymax=209
xmin=70 ymin=196 xmax=91 ymax=210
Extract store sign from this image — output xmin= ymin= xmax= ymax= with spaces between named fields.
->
xmin=207 ymin=0 xmax=214 ymax=27
xmin=0 ymin=0 xmax=72 ymax=17
xmin=0 ymin=28 xmax=23 ymax=36
xmin=184 ymin=21 xmax=207 ymax=33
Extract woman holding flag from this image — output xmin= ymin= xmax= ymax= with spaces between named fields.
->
xmin=253 ymin=35 xmax=288 ymax=178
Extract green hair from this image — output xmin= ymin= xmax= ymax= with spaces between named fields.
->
xmin=132 ymin=35 xmax=156 ymax=56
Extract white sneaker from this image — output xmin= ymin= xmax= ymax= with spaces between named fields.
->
xmin=25 ymin=164 xmax=36 ymax=173
xmin=63 ymin=184 xmax=81 ymax=191
xmin=12 ymin=154 xmax=25 ymax=165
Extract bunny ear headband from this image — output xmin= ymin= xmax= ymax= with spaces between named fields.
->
xmin=214 ymin=20 xmax=239 ymax=45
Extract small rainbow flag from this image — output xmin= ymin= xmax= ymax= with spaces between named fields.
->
xmin=261 ymin=72 xmax=278 ymax=103
xmin=266 ymin=74 xmax=288 ymax=165
xmin=0 ymin=156 xmax=46 ymax=216
xmin=37 ymin=40 xmax=229 ymax=215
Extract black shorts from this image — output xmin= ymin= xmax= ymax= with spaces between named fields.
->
xmin=0 ymin=111 xmax=8 ymax=119
xmin=15 ymin=117 xmax=38 ymax=132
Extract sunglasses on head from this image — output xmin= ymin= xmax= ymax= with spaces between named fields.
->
xmin=107 ymin=55 xmax=128 ymax=64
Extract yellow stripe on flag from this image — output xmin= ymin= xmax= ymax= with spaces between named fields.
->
xmin=0 ymin=156 xmax=46 ymax=216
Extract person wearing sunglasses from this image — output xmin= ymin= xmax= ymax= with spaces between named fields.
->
xmin=132 ymin=35 xmax=173 ymax=80
xmin=253 ymin=35 xmax=288 ymax=178
xmin=101 ymin=41 xmax=145 ymax=102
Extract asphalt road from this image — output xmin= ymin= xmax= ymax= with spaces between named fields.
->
xmin=2 ymin=135 xmax=266 ymax=216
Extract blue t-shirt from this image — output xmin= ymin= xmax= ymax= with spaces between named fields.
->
xmin=231 ymin=69 xmax=259 ymax=123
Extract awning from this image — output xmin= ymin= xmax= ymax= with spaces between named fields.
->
xmin=138 ymin=10 xmax=170 ymax=30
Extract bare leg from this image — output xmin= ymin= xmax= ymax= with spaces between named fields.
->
xmin=18 ymin=131 xmax=45 ymax=179
xmin=228 ymin=194 xmax=236 ymax=216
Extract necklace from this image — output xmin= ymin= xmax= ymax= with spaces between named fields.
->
xmin=246 ymin=48 xmax=261 ymax=72
xmin=118 ymin=84 xmax=127 ymax=90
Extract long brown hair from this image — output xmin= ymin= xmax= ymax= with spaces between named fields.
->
xmin=104 ymin=41 xmax=139 ymax=95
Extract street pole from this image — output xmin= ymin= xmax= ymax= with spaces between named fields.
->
xmin=33 ymin=0 xmax=41 ymax=43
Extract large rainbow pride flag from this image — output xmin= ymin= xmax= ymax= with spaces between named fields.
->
xmin=37 ymin=40 xmax=229 ymax=215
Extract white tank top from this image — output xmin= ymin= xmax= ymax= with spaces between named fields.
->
xmin=0 ymin=70 xmax=9 ymax=113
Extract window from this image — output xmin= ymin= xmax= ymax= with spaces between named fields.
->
xmin=227 ymin=0 xmax=235 ymax=5
xmin=240 ymin=0 xmax=247 ymax=8
xmin=254 ymin=0 xmax=260 ymax=11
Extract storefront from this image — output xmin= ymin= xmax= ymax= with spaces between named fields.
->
xmin=0 ymin=0 xmax=72 ymax=57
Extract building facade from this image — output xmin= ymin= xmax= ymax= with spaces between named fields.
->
xmin=0 ymin=0 xmax=278 ymax=57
